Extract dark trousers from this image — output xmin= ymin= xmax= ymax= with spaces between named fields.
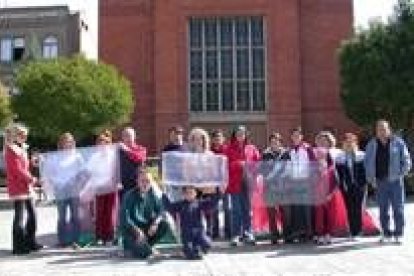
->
xmin=342 ymin=185 xmax=366 ymax=236
xmin=123 ymin=220 xmax=169 ymax=259
xmin=267 ymin=206 xmax=281 ymax=242
xmin=283 ymin=205 xmax=311 ymax=241
xmin=205 ymin=210 xmax=219 ymax=239
xmin=12 ymin=199 xmax=37 ymax=253
xmin=377 ymin=179 xmax=405 ymax=237
xmin=96 ymin=192 xmax=117 ymax=242
xmin=205 ymin=195 xmax=231 ymax=239
xmin=182 ymin=229 xmax=211 ymax=259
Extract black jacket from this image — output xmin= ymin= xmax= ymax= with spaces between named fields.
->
xmin=335 ymin=150 xmax=367 ymax=190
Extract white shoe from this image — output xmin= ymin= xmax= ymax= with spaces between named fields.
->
xmin=379 ymin=235 xmax=391 ymax=244
xmin=316 ymin=236 xmax=324 ymax=245
xmin=324 ymin=235 xmax=332 ymax=245
xmin=230 ymin=236 xmax=242 ymax=247
xmin=243 ymin=232 xmax=256 ymax=245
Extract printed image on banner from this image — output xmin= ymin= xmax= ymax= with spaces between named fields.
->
xmin=162 ymin=152 xmax=228 ymax=187
xmin=244 ymin=160 xmax=335 ymax=206
xmin=39 ymin=145 xmax=120 ymax=201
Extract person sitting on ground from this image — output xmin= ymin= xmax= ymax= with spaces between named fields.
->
xmin=119 ymin=168 xmax=170 ymax=259
xmin=162 ymin=185 xmax=221 ymax=260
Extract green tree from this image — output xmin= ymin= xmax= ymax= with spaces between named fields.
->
xmin=12 ymin=55 xmax=134 ymax=145
xmin=0 ymin=81 xmax=12 ymax=128
xmin=339 ymin=0 xmax=414 ymax=131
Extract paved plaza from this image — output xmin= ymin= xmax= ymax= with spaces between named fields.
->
xmin=0 ymin=202 xmax=414 ymax=276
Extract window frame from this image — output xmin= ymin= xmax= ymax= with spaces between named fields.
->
xmin=0 ymin=36 xmax=27 ymax=63
xmin=188 ymin=16 xmax=267 ymax=113
xmin=42 ymin=35 xmax=59 ymax=59
xmin=0 ymin=36 xmax=13 ymax=63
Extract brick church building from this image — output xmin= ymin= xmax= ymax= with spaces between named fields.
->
xmin=99 ymin=0 xmax=355 ymax=153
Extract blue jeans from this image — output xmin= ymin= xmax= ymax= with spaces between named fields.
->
xmin=377 ymin=179 xmax=405 ymax=237
xmin=230 ymin=192 xmax=252 ymax=238
xmin=57 ymin=197 xmax=80 ymax=245
xmin=223 ymin=194 xmax=232 ymax=239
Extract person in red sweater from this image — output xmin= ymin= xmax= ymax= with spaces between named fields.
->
xmin=4 ymin=123 xmax=42 ymax=255
xmin=226 ymin=125 xmax=261 ymax=246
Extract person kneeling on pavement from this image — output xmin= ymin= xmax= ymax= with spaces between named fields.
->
xmin=162 ymin=186 xmax=221 ymax=260
xmin=119 ymin=168 xmax=170 ymax=259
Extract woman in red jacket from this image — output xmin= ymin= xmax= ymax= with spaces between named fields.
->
xmin=226 ymin=125 xmax=261 ymax=246
xmin=4 ymin=123 xmax=42 ymax=255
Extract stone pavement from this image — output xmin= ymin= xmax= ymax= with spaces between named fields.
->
xmin=0 ymin=203 xmax=414 ymax=276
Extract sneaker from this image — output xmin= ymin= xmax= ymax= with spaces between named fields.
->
xmin=379 ymin=235 xmax=391 ymax=244
xmin=187 ymin=253 xmax=203 ymax=260
xmin=230 ymin=236 xmax=242 ymax=247
xmin=200 ymin=244 xmax=211 ymax=254
xmin=324 ymin=235 xmax=332 ymax=245
xmin=270 ymin=238 xmax=278 ymax=245
xmin=243 ymin=232 xmax=256 ymax=245
xmin=29 ymin=243 xmax=44 ymax=252
xmin=71 ymin=243 xmax=82 ymax=250
xmin=316 ymin=236 xmax=324 ymax=245
xmin=394 ymin=236 xmax=403 ymax=245
xmin=349 ymin=236 xmax=357 ymax=242
xmin=147 ymin=249 xmax=162 ymax=263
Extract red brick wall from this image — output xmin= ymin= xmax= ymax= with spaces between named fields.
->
xmin=99 ymin=0 xmax=156 ymax=151
xmin=299 ymin=0 xmax=356 ymax=139
xmin=99 ymin=0 xmax=355 ymax=153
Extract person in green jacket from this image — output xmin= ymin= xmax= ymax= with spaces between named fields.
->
xmin=120 ymin=168 xmax=170 ymax=259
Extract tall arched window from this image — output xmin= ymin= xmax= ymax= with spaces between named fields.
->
xmin=42 ymin=36 xmax=58 ymax=59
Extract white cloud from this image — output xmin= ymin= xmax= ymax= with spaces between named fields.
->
xmin=0 ymin=0 xmax=398 ymax=59
xmin=1 ymin=0 xmax=397 ymax=28
xmin=353 ymin=0 xmax=397 ymax=28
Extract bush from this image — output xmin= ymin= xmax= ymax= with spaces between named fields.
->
xmin=12 ymin=55 xmax=134 ymax=146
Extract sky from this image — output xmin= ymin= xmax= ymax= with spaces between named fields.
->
xmin=354 ymin=0 xmax=398 ymax=28
xmin=0 ymin=0 xmax=98 ymax=59
xmin=0 ymin=0 xmax=398 ymax=27
xmin=0 ymin=0 xmax=399 ymax=58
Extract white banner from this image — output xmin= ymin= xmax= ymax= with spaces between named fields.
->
xmin=245 ymin=160 xmax=336 ymax=205
xmin=39 ymin=145 xmax=120 ymax=201
xmin=162 ymin=152 xmax=228 ymax=188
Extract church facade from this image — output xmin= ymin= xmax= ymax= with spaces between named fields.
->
xmin=99 ymin=0 xmax=355 ymax=152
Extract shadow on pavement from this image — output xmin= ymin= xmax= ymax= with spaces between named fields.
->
xmin=266 ymin=240 xmax=387 ymax=258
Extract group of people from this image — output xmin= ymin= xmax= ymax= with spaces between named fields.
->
xmin=3 ymin=119 xmax=411 ymax=260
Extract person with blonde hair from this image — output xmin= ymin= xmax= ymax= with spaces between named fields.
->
xmin=51 ymin=132 xmax=84 ymax=248
xmin=4 ymin=123 xmax=42 ymax=254
xmin=188 ymin=127 xmax=211 ymax=153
